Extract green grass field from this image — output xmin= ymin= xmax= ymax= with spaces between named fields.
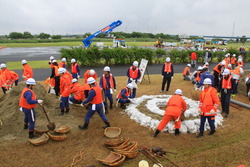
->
xmin=6 ymin=60 xmax=49 ymax=70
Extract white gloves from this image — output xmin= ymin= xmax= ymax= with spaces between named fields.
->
xmin=38 ymin=100 xmax=43 ymax=104
xmin=130 ymin=78 xmax=133 ymax=81
xmin=198 ymin=108 xmax=202 ymax=115
xmin=210 ymin=109 xmax=215 ymax=114
xmin=81 ymin=103 xmax=85 ymax=107
xmin=77 ymin=75 xmax=80 ymax=79
xmin=114 ymin=89 xmax=117 ymax=92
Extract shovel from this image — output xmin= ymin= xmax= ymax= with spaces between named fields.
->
xmin=40 ymin=104 xmax=56 ymax=130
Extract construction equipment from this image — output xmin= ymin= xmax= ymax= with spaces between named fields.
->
xmin=40 ymin=104 xmax=56 ymax=130
xmin=82 ymin=20 xmax=122 ymax=48
xmin=113 ymin=38 xmax=127 ymax=48
xmin=154 ymin=37 xmax=164 ymax=48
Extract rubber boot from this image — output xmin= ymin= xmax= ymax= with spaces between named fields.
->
xmin=24 ymin=123 xmax=28 ymax=129
xmin=154 ymin=129 xmax=161 ymax=137
xmin=102 ymin=122 xmax=111 ymax=129
xmin=78 ymin=123 xmax=89 ymax=130
xmin=29 ymin=131 xmax=35 ymax=139
xmin=120 ymin=103 xmax=126 ymax=109
xmin=208 ymin=130 xmax=216 ymax=135
xmin=105 ymin=107 xmax=108 ymax=114
xmin=196 ymin=132 xmax=204 ymax=138
xmin=175 ymin=129 xmax=180 ymax=136
xmin=110 ymin=103 xmax=113 ymax=110
xmin=59 ymin=109 xmax=64 ymax=115
xmin=65 ymin=108 xmax=70 ymax=114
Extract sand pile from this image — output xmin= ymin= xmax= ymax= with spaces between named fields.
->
xmin=0 ymin=82 xmax=61 ymax=141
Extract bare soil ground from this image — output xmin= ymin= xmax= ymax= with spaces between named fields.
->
xmin=0 ymin=74 xmax=249 ymax=167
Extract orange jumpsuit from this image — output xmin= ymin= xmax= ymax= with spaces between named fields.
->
xmin=157 ymin=95 xmax=187 ymax=131
xmin=22 ymin=64 xmax=33 ymax=81
xmin=83 ymin=70 xmax=97 ymax=84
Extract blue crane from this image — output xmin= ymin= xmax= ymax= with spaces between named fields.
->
xmin=82 ymin=20 xmax=122 ymax=48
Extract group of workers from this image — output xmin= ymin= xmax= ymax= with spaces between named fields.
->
xmin=1 ymin=51 xmax=249 ymax=139
xmin=14 ymin=56 xmax=141 ymax=138
xmin=157 ymin=52 xmax=249 ymax=138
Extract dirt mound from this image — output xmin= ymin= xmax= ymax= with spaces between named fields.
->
xmin=0 ymin=82 xmax=61 ymax=141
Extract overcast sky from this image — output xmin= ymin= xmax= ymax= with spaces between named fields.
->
xmin=0 ymin=0 xmax=250 ymax=37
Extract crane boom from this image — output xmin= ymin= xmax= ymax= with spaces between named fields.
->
xmin=82 ymin=20 xmax=122 ymax=48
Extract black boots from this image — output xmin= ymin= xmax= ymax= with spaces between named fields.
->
xmin=29 ymin=131 xmax=34 ymax=139
xmin=59 ymin=109 xmax=64 ymax=115
xmin=110 ymin=103 xmax=113 ymax=110
xmin=120 ymin=103 xmax=126 ymax=109
xmin=154 ymin=129 xmax=161 ymax=137
xmin=102 ymin=122 xmax=111 ymax=129
xmin=78 ymin=123 xmax=89 ymax=130
xmin=175 ymin=129 xmax=180 ymax=136
xmin=105 ymin=107 xmax=108 ymax=114
xmin=208 ymin=130 xmax=216 ymax=135
xmin=65 ymin=108 xmax=70 ymax=114
xmin=24 ymin=123 xmax=28 ymax=129
xmin=196 ymin=132 xmax=204 ymax=138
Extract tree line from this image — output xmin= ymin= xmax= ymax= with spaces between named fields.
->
xmin=6 ymin=32 xmax=62 ymax=39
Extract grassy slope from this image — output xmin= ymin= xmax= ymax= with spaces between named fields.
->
xmin=6 ymin=60 xmax=49 ymax=70
xmin=0 ymin=74 xmax=249 ymax=167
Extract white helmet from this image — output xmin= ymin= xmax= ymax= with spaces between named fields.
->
xmin=21 ymin=60 xmax=27 ymax=64
xmin=133 ymin=61 xmax=139 ymax=67
xmin=0 ymin=63 xmax=6 ymax=68
xmin=233 ymin=54 xmax=236 ymax=57
xmin=87 ymin=77 xmax=95 ymax=84
xmin=205 ymin=62 xmax=209 ymax=66
xmin=72 ymin=78 xmax=78 ymax=83
xmin=238 ymin=59 xmax=242 ymax=62
xmin=26 ymin=78 xmax=36 ymax=85
xmin=50 ymin=56 xmax=54 ymax=60
xmin=58 ymin=68 xmax=66 ymax=74
xmin=227 ymin=64 xmax=232 ymax=68
xmin=221 ymin=60 xmax=226 ymax=65
xmin=103 ymin=66 xmax=110 ymax=72
xmin=187 ymin=64 xmax=191 ymax=67
xmin=175 ymin=89 xmax=182 ymax=95
xmin=222 ymin=69 xmax=230 ymax=75
xmin=197 ymin=66 xmax=203 ymax=71
xmin=52 ymin=60 xmax=57 ymax=63
xmin=127 ymin=83 xmax=133 ymax=89
xmin=89 ymin=69 xmax=95 ymax=75
xmin=166 ymin=57 xmax=171 ymax=62
xmin=62 ymin=58 xmax=66 ymax=62
xmin=71 ymin=58 xmax=76 ymax=63
xmin=203 ymin=78 xmax=212 ymax=85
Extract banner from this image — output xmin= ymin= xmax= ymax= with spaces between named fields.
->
xmin=138 ymin=58 xmax=148 ymax=83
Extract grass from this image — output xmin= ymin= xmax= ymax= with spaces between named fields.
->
xmin=6 ymin=60 xmax=49 ymax=70
xmin=0 ymin=74 xmax=250 ymax=166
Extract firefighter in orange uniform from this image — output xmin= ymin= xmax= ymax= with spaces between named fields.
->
xmin=71 ymin=58 xmax=80 ymax=79
xmin=79 ymin=77 xmax=111 ymax=130
xmin=219 ymin=69 xmax=234 ymax=118
xmin=161 ymin=57 xmax=174 ymax=93
xmin=59 ymin=58 xmax=67 ymax=68
xmin=100 ymin=66 xmax=116 ymax=112
xmin=84 ymin=69 xmax=97 ymax=84
xmin=190 ymin=51 xmax=197 ymax=68
xmin=9 ymin=70 xmax=19 ymax=86
xmin=69 ymin=78 xmax=85 ymax=104
xmin=230 ymin=54 xmax=237 ymax=69
xmin=58 ymin=68 xmax=72 ymax=115
xmin=117 ymin=83 xmax=133 ymax=109
xmin=19 ymin=78 xmax=43 ymax=138
xmin=183 ymin=64 xmax=191 ymax=81
xmin=196 ymin=78 xmax=220 ymax=138
xmin=127 ymin=61 xmax=141 ymax=98
xmin=0 ymin=63 xmax=12 ymax=93
xmin=154 ymin=89 xmax=187 ymax=137
xmin=50 ymin=60 xmax=60 ymax=96
xmin=21 ymin=60 xmax=33 ymax=81
xmin=48 ymin=56 xmax=55 ymax=69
